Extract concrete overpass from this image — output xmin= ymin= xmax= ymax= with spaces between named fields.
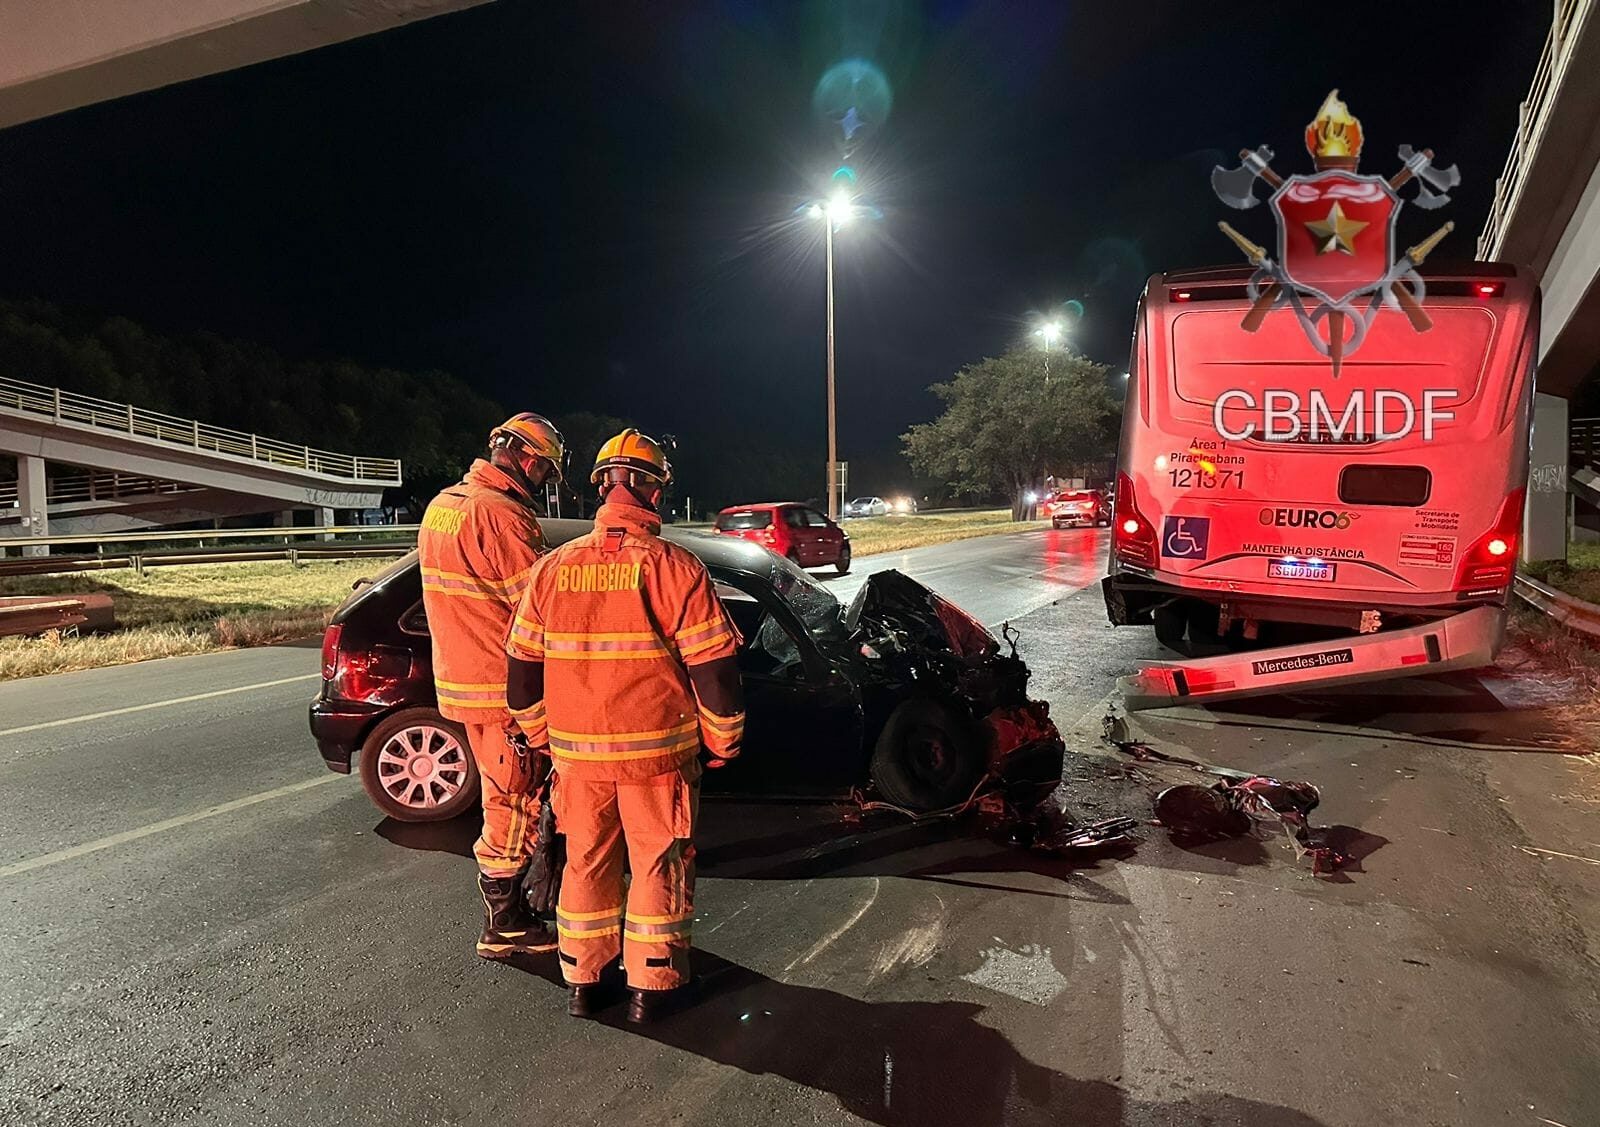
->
xmin=1478 ymin=0 xmax=1600 ymax=555
xmin=1 ymin=375 xmax=400 ymax=551
xmin=0 ymin=0 xmax=492 ymax=129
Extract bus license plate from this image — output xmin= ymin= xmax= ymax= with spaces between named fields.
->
xmin=1268 ymin=560 xmax=1335 ymax=583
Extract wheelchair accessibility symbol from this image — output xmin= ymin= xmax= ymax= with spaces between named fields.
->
xmin=1161 ymin=516 xmax=1211 ymax=560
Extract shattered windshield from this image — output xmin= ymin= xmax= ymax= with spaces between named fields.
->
xmin=769 ymin=556 xmax=846 ymax=637
xmin=749 ymin=556 xmax=847 ymax=667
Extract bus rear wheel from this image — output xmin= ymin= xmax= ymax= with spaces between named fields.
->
xmin=1153 ymin=603 xmax=1188 ymax=653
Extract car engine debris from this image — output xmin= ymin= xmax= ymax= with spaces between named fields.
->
xmin=1103 ymin=712 xmax=1351 ymax=875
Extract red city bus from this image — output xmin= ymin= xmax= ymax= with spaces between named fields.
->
xmin=1104 ymin=263 xmax=1538 ymax=702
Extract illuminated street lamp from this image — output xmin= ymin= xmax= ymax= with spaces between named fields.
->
xmin=808 ymin=188 xmax=866 ymax=520
xmin=1034 ymin=319 xmax=1064 ymax=379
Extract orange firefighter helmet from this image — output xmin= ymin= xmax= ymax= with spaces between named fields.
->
xmin=591 ymin=428 xmax=673 ymax=487
xmin=490 ymin=413 xmax=568 ymax=481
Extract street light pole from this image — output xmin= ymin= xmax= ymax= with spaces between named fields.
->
xmin=825 ymin=213 xmax=838 ymax=521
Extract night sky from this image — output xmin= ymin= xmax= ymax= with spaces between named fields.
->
xmin=0 ymin=1 xmax=1550 ymax=493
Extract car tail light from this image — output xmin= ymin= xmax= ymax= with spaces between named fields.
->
xmin=1454 ymin=488 xmax=1525 ymax=592
xmin=332 ymin=643 xmax=413 ymax=704
xmin=321 ymin=624 xmax=343 ymax=681
xmin=1113 ymin=472 xmax=1157 ymax=567
xmin=1475 ymin=281 xmax=1502 ymax=298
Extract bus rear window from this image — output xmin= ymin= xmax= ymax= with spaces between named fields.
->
xmin=1339 ymin=465 xmax=1432 ymax=507
xmin=716 ymin=511 xmax=772 ymax=530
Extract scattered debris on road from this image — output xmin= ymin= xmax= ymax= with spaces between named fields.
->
xmin=1103 ymin=711 xmax=1351 ymax=875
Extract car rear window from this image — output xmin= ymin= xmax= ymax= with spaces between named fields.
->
xmin=1338 ymin=465 xmax=1433 ymax=507
xmin=716 ymin=510 xmax=772 ymax=530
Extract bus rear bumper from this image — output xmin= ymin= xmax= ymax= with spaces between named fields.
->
xmin=1118 ymin=604 xmax=1506 ymax=710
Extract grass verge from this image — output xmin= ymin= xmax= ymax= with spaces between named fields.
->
xmin=0 ymin=511 xmax=1051 ymax=680
xmin=0 ymin=561 xmax=375 ymax=681
xmin=845 ymin=509 xmax=1049 ymax=556
xmin=1522 ymin=541 xmax=1600 ymax=605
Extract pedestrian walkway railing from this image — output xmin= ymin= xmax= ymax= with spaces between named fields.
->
xmin=1573 ymin=417 xmax=1600 ymax=472
xmin=0 ymin=470 xmax=199 ymax=508
xmin=0 ymin=375 xmax=403 ymax=485
xmin=1478 ymin=0 xmax=1586 ymax=259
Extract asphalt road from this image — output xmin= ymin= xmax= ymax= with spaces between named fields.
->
xmin=3 ymin=527 xmax=1598 ymax=1127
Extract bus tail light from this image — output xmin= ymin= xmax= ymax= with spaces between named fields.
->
xmin=1113 ymin=472 xmax=1157 ymax=567
xmin=1454 ymin=487 xmax=1525 ymax=591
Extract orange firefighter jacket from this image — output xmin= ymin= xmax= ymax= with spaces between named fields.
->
xmin=505 ymin=500 xmax=744 ymax=780
xmin=418 ymin=459 xmax=545 ymax=722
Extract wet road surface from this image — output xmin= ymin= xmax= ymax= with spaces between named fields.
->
xmin=2 ymin=526 xmax=1598 ymax=1126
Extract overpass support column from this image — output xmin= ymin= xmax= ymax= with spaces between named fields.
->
xmin=1525 ymin=393 xmax=1570 ymax=563
xmin=17 ymin=454 xmax=48 ymax=558
xmin=317 ymin=506 xmax=334 ymax=542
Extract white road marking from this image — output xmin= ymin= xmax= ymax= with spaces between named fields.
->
xmin=0 ymin=774 xmax=343 ymax=878
xmin=0 ymin=674 xmax=318 ymax=738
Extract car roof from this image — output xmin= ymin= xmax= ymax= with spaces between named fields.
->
xmin=717 ymin=501 xmax=803 ymax=512
xmin=540 ymin=518 xmax=776 ymax=579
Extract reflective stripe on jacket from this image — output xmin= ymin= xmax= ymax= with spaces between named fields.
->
xmin=419 ymin=459 xmax=545 ymax=722
xmin=506 ymin=500 xmax=742 ymax=780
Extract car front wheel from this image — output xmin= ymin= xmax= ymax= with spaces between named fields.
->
xmin=358 ymin=707 xmax=480 ymax=822
xmin=869 ymin=698 xmax=984 ymax=812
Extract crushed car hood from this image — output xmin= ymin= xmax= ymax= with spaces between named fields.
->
xmin=843 ymin=569 xmax=998 ymax=658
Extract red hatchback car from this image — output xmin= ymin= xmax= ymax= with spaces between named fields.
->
xmin=713 ymin=502 xmax=851 ymax=573
xmin=1043 ymin=488 xmax=1111 ymax=529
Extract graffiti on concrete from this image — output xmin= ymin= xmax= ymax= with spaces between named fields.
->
xmin=1530 ymin=463 xmax=1568 ymax=494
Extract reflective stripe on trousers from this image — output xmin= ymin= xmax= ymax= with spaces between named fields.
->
xmin=552 ymin=763 xmax=699 ymax=990
xmin=466 ymin=720 xmax=540 ymax=877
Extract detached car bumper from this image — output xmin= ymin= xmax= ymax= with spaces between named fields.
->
xmin=309 ymin=696 xmax=387 ymax=773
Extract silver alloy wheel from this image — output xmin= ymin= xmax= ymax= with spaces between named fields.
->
xmin=375 ymin=724 xmax=470 ymax=810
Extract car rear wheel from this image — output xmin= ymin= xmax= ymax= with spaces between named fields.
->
xmin=835 ymin=543 xmax=851 ymax=575
xmin=359 ymin=708 xmax=480 ymax=823
xmin=869 ymin=698 xmax=985 ymax=812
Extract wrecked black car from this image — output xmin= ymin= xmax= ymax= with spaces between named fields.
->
xmin=310 ymin=520 xmax=1064 ymax=822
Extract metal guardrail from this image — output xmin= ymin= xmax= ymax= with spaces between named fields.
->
xmin=1478 ymin=0 xmax=1584 ymax=259
xmin=0 ymin=374 xmax=403 ymax=485
xmin=1514 ymin=572 xmax=1600 ymax=640
xmin=0 ymin=523 xmax=418 ymax=551
xmin=0 ymin=538 xmax=417 ymax=579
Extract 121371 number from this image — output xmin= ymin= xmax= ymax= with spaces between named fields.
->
xmin=1169 ymin=468 xmax=1244 ymax=489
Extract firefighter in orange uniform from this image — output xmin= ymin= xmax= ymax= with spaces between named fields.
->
xmin=419 ymin=412 xmax=567 ymax=959
xmin=505 ymin=429 xmax=744 ymax=1023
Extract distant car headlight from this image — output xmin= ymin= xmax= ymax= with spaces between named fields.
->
xmin=1025 ymin=492 xmax=1038 ymax=505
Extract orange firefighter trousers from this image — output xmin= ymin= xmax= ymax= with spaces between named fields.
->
xmin=553 ymin=760 xmax=700 ymax=991
xmin=464 ymin=720 xmax=540 ymax=878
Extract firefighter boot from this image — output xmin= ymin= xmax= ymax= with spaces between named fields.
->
xmin=476 ymin=872 xmax=557 ymax=958
xmin=626 ymin=982 xmax=697 ymax=1025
